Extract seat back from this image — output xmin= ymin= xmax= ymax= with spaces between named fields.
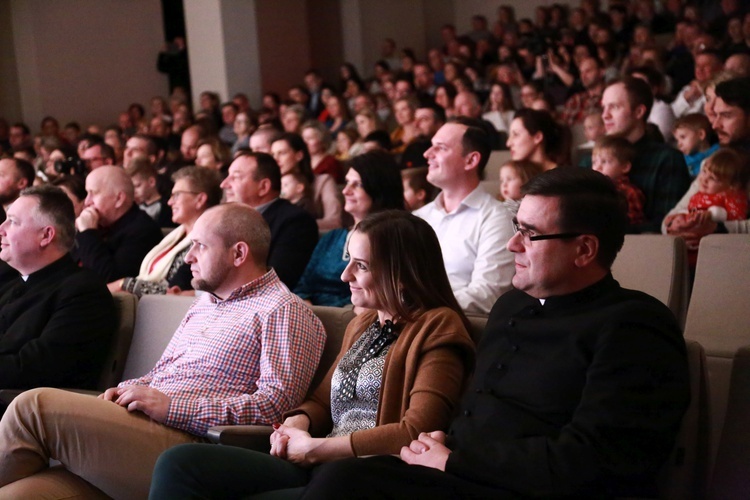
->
xmin=611 ymin=234 xmax=689 ymax=328
xmin=708 ymin=345 xmax=750 ymax=499
xmin=97 ymin=293 xmax=138 ymax=390
xmin=684 ymin=234 xmax=750 ymax=473
xmin=656 ymin=339 xmax=710 ymax=500
xmin=120 ymin=294 xmax=195 ymax=381
xmin=482 ymin=150 xmax=511 ymax=181
xmin=309 ymin=306 xmax=356 ymax=391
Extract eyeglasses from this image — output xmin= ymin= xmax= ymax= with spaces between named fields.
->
xmin=512 ymin=220 xmax=581 ymax=245
xmin=170 ymin=190 xmax=200 ymax=199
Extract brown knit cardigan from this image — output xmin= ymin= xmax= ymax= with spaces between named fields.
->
xmin=286 ymin=307 xmax=475 ymax=456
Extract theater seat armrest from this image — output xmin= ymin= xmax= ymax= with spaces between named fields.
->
xmin=206 ymin=425 xmax=274 ymax=451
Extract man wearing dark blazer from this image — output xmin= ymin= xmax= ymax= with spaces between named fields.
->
xmin=0 ymin=185 xmax=115 ymax=394
xmin=221 ymin=152 xmax=317 ymax=288
xmin=302 ymin=169 xmax=690 ymax=498
xmin=73 ymin=165 xmax=163 ymax=282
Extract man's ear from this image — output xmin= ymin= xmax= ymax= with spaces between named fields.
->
xmin=114 ymin=191 xmax=127 ymax=209
xmin=231 ymin=241 xmax=250 ymax=267
xmin=574 ymin=234 xmax=600 ymax=268
xmin=633 ymin=104 xmax=647 ymax=121
xmin=257 ymin=178 xmax=272 ymax=198
xmin=39 ymin=225 xmax=56 ymax=249
xmin=464 ymin=150 xmax=481 ymax=172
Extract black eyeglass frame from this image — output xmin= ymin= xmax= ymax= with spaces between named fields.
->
xmin=512 ymin=220 xmax=582 ymax=242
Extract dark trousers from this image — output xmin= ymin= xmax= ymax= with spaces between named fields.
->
xmin=149 ymin=443 xmax=308 ymax=499
xmin=300 ymin=456 xmax=511 ymax=500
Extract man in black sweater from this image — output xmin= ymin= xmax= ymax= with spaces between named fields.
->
xmin=0 ymin=185 xmax=115 ymax=395
xmin=301 ymin=168 xmax=690 ymax=498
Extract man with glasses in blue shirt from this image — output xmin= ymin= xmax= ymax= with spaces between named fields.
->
xmin=300 ymin=168 xmax=690 ymax=499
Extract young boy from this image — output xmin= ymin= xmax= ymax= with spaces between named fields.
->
xmin=127 ymin=158 xmax=174 ymax=227
xmin=401 ymin=167 xmax=435 ymax=212
xmin=592 ymin=136 xmax=645 ymax=228
xmin=672 ymin=113 xmax=719 ymax=178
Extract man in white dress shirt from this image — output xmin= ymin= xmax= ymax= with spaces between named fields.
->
xmin=415 ymin=118 xmax=514 ymax=314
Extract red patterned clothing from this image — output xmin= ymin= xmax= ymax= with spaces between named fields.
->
xmin=560 ymin=87 xmax=603 ymax=126
xmin=119 ymin=269 xmax=326 ymax=436
xmin=687 ymin=189 xmax=748 ymax=221
xmin=616 ymin=177 xmax=645 ymax=227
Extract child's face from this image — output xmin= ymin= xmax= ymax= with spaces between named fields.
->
xmin=583 ymin=115 xmax=605 ymax=142
xmin=592 ymin=149 xmax=629 ymax=180
xmin=280 ymin=175 xmax=304 ymax=203
xmin=673 ymin=127 xmax=703 ymax=156
xmin=499 ymin=165 xmax=524 ymax=202
xmin=402 ymin=178 xmax=425 ymax=211
xmin=698 ymin=167 xmax=732 ymax=195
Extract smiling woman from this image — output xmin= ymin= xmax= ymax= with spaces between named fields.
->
xmin=149 ymin=210 xmax=475 ymax=498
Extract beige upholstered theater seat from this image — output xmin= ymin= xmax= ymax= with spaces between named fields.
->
xmin=482 ymin=150 xmax=511 ymax=182
xmin=120 ymin=294 xmax=196 ymax=381
xmin=98 ymin=293 xmax=138 ymax=390
xmin=611 ymin=234 xmax=689 ymax=328
xmin=684 ymin=234 xmax=750 ymax=476
xmin=656 ymin=339 xmax=710 ymax=500
xmin=708 ymin=344 xmax=750 ymax=498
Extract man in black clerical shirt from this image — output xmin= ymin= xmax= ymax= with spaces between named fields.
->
xmin=0 ymin=186 xmax=115 ymax=396
xmin=301 ymin=168 xmax=690 ymax=499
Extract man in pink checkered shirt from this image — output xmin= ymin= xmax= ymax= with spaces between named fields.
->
xmin=0 ymin=203 xmax=327 ymax=498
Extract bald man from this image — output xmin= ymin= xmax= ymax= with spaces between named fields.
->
xmin=0 ymin=203 xmax=326 ymax=498
xmin=73 ymin=166 xmax=162 ymax=281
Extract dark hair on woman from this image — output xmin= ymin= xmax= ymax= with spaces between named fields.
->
xmin=276 ymin=132 xmax=314 ymax=185
xmin=348 ymin=150 xmax=404 ymax=212
xmin=355 ymin=210 xmax=470 ymax=329
xmin=435 ymin=82 xmax=458 ymax=104
xmin=512 ymin=108 xmax=563 ymax=161
xmin=339 ymin=63 xmax=363 ymax=93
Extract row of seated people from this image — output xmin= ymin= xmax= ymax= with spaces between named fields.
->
xmin=1 ymin=71 xmax=749 ymax=399
xmin=0 ymin=168 xmax=691 ymax=498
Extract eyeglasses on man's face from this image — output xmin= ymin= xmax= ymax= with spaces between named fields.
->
xmin=511 ymin=220 xmax=582 ymax=245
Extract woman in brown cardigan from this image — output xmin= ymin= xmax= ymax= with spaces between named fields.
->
xmin=150 ymin=211 xmax=476 ymax=498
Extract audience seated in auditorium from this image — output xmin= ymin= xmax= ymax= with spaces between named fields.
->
xmin=280 ymin=168 xmax=690 ymax=499
xmin=415 ymin=117 xmax=514 ymax=315
xmin=665 ymin=76 xmax=750 ymax=237
xmin=580 ymin=77 xmax=691 ymax=233
xmin=271 ymin=133 xmax=342 ymax=231
xmin=294 ymin=150 xmax=404 ymax=307
xmin=149 ymin=210 xmax=476 ymax=498
xmin=112 ymin=166 xmax=222 ymax=297
xmin=0 ymin=186 xmax=115 ymax=397
xmin=73 ymin=166 xmax=163 ymax=282
xmin=221 ymin=152 xmax=318 ymax=289
xmin=0 ymin=203 xmax=326 ymax=498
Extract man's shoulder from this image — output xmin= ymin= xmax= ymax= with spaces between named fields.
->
xmin=115 ymin=205 xmax=162 ymax=236
xmin=263 ymin=199 xmax=316 ymax=226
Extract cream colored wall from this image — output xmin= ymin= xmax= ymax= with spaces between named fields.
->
xmin=6 ymin=0 xmax=167 ymax=131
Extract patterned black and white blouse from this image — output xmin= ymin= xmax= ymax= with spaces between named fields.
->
xmin=328 ymin=319 xmax=394 ymax=437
